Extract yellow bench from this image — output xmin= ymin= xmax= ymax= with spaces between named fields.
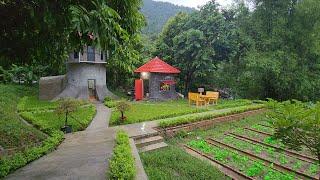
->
xmin=188 ymin=92 xmax=206 ymax=107
xmin=206 ymin=91 xmax=219 ymax=105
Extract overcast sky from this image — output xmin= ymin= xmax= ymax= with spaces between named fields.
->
xmin=154 ymin=0 xmax=234 ymax=9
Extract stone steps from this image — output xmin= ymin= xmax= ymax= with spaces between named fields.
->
xmin=134 ymin=134 xmax=168 ymax=152
xmin=135 ymin=135 xmax=164 ymax=148
xmin=139 ymin=142 xmax=168 ymax=153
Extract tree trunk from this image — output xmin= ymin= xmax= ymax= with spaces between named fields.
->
xmin=318 ymin=154 xmax=320 ymax=180
xmin=121 ymin=111 xmax=124 ymax=122
xmin=65 ymin=111 xmax=68 ymax=127
xmin=184 ymin=73 xmax=192 ymax=97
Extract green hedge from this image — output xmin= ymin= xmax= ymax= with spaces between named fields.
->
xmin=108 ymin=131 xmax=136 ymax=180
xmin=0 ymin=130 xmax=64 ymax=178
xmin=159 ymin=104 xmax=266 ymax=128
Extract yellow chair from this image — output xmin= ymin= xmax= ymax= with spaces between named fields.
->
xmin=206 ymin=91 xmax=219 ymax=105
xmin=188 ymin=92 xmax=206 ymax=107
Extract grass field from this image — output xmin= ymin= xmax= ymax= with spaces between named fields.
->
xmin=109 ymin=99 xmax=255 ymax=126
xmin=20 ymin=105 xmax=96 ymax=132
xmin=0 ymin=84 xmax=46 ymax=149
xmin=140 ymin=146 xmax=229 ymax=180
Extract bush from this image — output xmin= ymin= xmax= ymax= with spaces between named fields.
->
xmin=104 ymin=100 xmax=120 ymax=108
xmin=159 ymin=104 xmax=266 ymax=128
xmin=0 ymin=130 xmax=64 ymax=178
xmin=108 ymin=131 xmax=136 ymax=180
xmin=116 ymin=101 xmax=131 ymax=122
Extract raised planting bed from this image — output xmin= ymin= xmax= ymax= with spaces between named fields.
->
xmin=186 ymin=140 xmax=295 ymax=179
xmin=156 ymin=107 xmax=266 ymax=137
xmin=209 ymin=136 xmax=319 ymax=179
xmin=158 ymin=104 xmax=266 ymax=128
xmin=230 ymin=128 xmax=317 ymax=161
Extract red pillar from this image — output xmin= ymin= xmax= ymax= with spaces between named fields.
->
xmin=135 ymin=79 xmax=144 ymax=101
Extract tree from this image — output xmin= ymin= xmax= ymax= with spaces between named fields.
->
xmin=172 ymin=29 xmax=212 ymax=95
xmin=267 ymin=100 xmax=320 ymax=179
xmin=55 ymin=98 xmax=79 ymax=133
xmin=116 ymin=101 xmax=131 ymax=123
xmin=1 ymin=0 xmax=145 ymax=75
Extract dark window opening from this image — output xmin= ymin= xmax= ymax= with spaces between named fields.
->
xmin=74 ymin=51 xmax=79 ymax=59
xmin=87 ymin=46 xmax=95 ymax=62
xmin=100 ymin=51 xmax=103 ymax=60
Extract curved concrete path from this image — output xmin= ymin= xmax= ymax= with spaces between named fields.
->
xmin=6 ymin=103 xmax=115 ymax=180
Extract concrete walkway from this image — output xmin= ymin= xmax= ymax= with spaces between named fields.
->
xmin=6 ymin=103 xmax=115 ymax=180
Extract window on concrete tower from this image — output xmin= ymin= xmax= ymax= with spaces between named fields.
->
xmin=100 ymin=51 xmax=103 ymax=60
xmin=74 ymin=51 xmax=79 ymax=59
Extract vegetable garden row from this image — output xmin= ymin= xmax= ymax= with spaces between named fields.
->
xmin=185 ymin=122 xmax=320 ymax=180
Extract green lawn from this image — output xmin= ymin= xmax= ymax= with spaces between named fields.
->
xmin=18 ymin=95 xmax=96 ymax=132
xmin=109 ymin=99 xmax=256 ymax=126
xmin=20 ymin=105 xmax=96 ymax=132
xmin=109 ymin=100 xmax=206 ymax=125
xmin=0 ymin=84 xmax=46 ymax=149
xmin=140 ymin=146 xmax=229 ymax=180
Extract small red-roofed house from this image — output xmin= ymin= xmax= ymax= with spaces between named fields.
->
xmin=134 ymin=57 xmax=180 ymax=101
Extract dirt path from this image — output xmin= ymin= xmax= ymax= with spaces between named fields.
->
xmin=6 ymin=103 xmax=115 ymax=180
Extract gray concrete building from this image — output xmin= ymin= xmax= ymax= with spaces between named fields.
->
xmin=39 ymin=46 xmax=114 ymax=101
xmin=134 ymin=57 xmax=180 ymax=101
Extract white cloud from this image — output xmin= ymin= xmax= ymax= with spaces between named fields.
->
xmin=154 ymin=0 xmax=234 ymax=9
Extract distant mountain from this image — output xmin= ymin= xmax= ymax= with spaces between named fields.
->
xmin=141 ymin=0 xmax=195 ymax=36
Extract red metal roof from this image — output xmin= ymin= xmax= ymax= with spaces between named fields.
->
xmin=134 ymin=57 xmax=180 ymax=74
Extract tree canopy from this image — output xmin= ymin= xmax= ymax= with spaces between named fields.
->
xmin=155 ymin=0 xmax=320 ymax=101
xmin=0 ymin=0 xmax=145 ymax=74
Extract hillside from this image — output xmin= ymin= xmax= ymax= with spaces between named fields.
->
xmin=141 ymin=0 xmax=195 ymax=36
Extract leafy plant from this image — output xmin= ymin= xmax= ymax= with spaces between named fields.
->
xmin=108 ymin=130 xmax=135 ymax=180
xmin=267 ymin=99 xmax=320 ymax=179
xmin=55 ymin=98 xmax=79 ymax=131
xmin=116 ymin=101 xmax=131 ymax=122
xmin=159 ymin=104 xmax=265 ymax=128
xmin=0 ymin=130 xmax=64 ymax=178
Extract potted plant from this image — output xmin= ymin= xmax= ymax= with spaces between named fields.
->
xmin=55 ymin=98 xmax=79 ymax=133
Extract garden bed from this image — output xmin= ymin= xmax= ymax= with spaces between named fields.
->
xmin=184 ymin=122 xmax=320 ymax=179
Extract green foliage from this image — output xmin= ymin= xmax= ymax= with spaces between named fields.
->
xmin=159 ymin=104 xmax=265 ymax=128
xmin=266 ymin=99 xmax=320 ymax=167
xmin=140 ymin=145 xmax=228 ymax=180
xmin=104 ymin=98 xmax=122 ymax=108
xmin=0 ymin=130 xmax=64 ymax=178
xmin=1 ymin=0 xmax=144 ymax=75
xmin=153 ymin=0 xmax=320 ymax=101
xmin=116 ymin=101 xmax=131 ymax=122
xmin=20 ymin=105 xmax=96 ymax=133
xmin=188 ymin=140 xmax=294 ymax=179
xmin=141 ymin=0 xmax=194 ymax=36
xmin=109 ymin=100 xmax=205 ymax=126
xmin=0 ymin=64 xmax=48 ymax=85
xmin=55 ymin=98 xmax=80 ymax=127
xmin=0 ymin=85 xmax=46 ymax=149
xmin=18 ymin=96 xmax=59 ymax=112
xmin=108 ymin=131 xmax=135 ymax=180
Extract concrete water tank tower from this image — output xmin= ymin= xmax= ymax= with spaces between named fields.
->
xmin=54 ymin=46 xmax=113 ymax=101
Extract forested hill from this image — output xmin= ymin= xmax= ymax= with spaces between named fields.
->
xmin=141 ymin=0 xmax=195 ymax=36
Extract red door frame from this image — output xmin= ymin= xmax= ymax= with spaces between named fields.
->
xmin=135 ymin=79 xmax=144 ymax=101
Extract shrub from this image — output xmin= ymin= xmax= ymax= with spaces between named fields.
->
xmin=159 ymin=104 xmax=266 ymax=128
xmin=116 ymin=101 xmax=131 ymax=122
xmin=108 ymin=131 xmax=135 ymax=180
xmin=104 ymin=96 xmax=113 ymax=102
xmin=0 ymin=130 xmax=64 ymax=178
